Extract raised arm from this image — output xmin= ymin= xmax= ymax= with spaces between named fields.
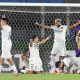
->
xmin=38 ymin=35 xmax=51 ymax=45
xmin=35 ymin=22 xmax=51 ymax=29
xmin=68 ymin=21 xmax=80 ymax=29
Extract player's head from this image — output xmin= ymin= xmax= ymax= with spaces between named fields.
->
xmin=31 ymin=35 xmax=39 ymax=43
xmin=55 ymin=61 xmax=61 ymax=68
xmin=0 ymin=17 xmax=9 ymax=26
xmin=22 ymin=48 xmax=29 ymax=59
xmin=54 ymin=18 xmax=62 ymax=27
xmin=56 ymin=61 xmax=64 ymax=70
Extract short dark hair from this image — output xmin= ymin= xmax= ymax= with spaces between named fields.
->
xmin=1 ymin=18 xmax=9 ymax=24
xmin=55 ymin=61 xmax=61 ymax=68
xmin=31 ymin=35 xmax=38 ymax=40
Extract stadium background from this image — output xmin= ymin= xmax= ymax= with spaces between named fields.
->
xmin=0 ymin=0 xmax=80 ymax=72
xmin=0 ymin=0 xmax=80 ymax=3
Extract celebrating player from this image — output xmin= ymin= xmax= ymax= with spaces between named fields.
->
xmin=35 ymin=18 xmax=80 ymax=73
xmin=28 ymin=35 xmax=51 ymax=74
xmin=59 ymin=55 xmax=80 ymax=74
xmin=0 ymin=17 xmax=18 ymax=75
xmin=20 ymin=48 xmax=29 ymax=73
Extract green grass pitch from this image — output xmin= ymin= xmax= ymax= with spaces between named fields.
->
xmin=0 ymin=73 xmax=80 ymax=80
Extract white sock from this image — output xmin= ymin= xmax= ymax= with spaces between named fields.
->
xmin=77 ymin=70 xmax=80 ymax=74
xmin=11 ymin=64 xmax=18 ymax=73
xmin=50 ymin=55 xmax=56 ymax=71
xmin=0 ymin=65 xmax=2 ymax=73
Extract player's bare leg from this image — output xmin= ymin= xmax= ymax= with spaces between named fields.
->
xmin=0 ymin=57 xmax=4 ymax=73
xmin=77 ymin=70 xmax=80 ymax=74
xmin=7 ymin=58 xmax=18 ymax=76
xmin=27 ymin=70 xmax=34 ymax=74
xmin=0 ymin=57 xmax=4 ymax=64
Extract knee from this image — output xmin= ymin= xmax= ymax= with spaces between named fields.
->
xmin=0 ymin=58 xmax=4 ymax=65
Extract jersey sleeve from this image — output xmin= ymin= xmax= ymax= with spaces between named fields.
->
xmin=64 ymin=25 xmax=68 ymax=29
xmin=50 ymin=25 xmax=55 ymax=30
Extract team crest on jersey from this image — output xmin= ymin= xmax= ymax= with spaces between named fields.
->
xmin=55 ymin=27 xmax=63 ymax=32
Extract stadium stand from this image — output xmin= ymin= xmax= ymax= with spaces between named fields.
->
xmin=0 ymin=0 xmax=64 ymax=3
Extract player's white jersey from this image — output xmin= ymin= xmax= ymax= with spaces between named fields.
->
xmin=51 ymin=25 xmax=68 ymax=42
xmin=22 ymin=60 xmax=29 ymax=70
xmin=1 ymin=25 xmax=12 ymax=59
xmin=29 ymin=43 xmax=40 ymax=59
xmin=29 ymin=43 xmax=43 ymax=71
xmin=62 ymin=57 xmax=80 ymax=68
xmin=1 ymin=25 xmax=12 ymax=45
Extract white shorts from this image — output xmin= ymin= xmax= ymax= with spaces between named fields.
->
xmin=1 ymin=43 xmax=12 ymax=59
xmin=51 ymin=41 xmax=66 ymax=56
xmin=72 ymin=62 xmax=80 ymax=70
xmin=29 ymin=58 xmax=43 ymax=71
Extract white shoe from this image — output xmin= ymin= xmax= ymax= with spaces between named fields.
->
xmin=21 ymin=70 xmax=27 ymax=74
xmin=13 ymin=72 xmax=19 ymax=76
xmin=77 ymin=70 xmax=80 ymax=74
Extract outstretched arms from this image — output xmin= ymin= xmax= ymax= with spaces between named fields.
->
xmin=68 ymin=21 xmax=80 ymax=29
xmin=35 ymin=22 xmax=51 ymax=29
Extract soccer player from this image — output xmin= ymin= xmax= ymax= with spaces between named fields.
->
xmin=35 ymin=18 xmax=80 ymax=73
xmin=59 ymin=56 xmax=80 ymax=74
xmin=20 ymin=49 xmax=29 ymax=73
xmin=75 ymin=30 xmax=80 ymax=57
xmin=74 ymin=20 xmax=80 ymax=57
xmin=0 ymin=17 xmax=18 ymax=75
xmin=28 ymin=35 xmax=51 ymax=74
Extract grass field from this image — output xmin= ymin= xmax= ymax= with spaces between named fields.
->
xmin=0 ymin=73 xmax=80 ymax=80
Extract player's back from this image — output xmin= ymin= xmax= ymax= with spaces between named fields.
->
xmin=71 ymin=57 xmax=80 ymax=64
xmin=62 ymin=57 xmax=72 ymax=68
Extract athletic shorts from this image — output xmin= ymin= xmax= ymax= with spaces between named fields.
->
xmin=51 ymin=41 xmax=66 ymax=56
xmin=1 ymin=43 xmax=12 ymax=59
xmin=29 ymin=58 xmax=43 ymax=71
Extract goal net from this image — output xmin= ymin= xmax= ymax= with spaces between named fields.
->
xmin=0 ymin=3 xmax=80 ymax=72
